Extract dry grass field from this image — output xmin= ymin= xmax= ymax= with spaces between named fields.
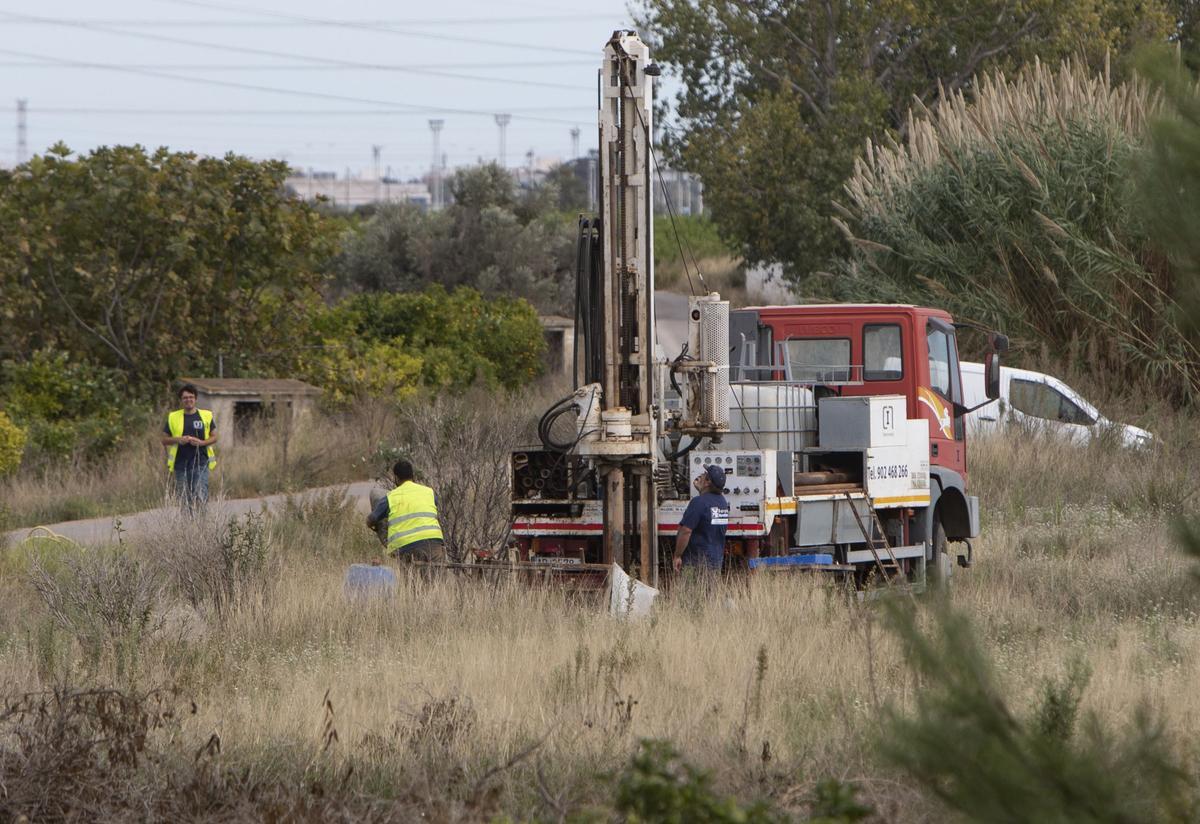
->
xmin=0 ymin=395 xmax=1197 ymax=821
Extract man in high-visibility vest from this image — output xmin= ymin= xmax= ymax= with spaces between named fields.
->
xmin=160 ymin=383 xmax=218 ymax=513
xmin=365 ymin=459 xmax=446 ymax=563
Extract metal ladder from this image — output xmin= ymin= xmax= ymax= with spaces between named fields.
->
xmin=843 ymin=491 xmax=901 ymax=586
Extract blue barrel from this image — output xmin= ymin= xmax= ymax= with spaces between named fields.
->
xmin=344 ymin=563 xmax=398 ymax=597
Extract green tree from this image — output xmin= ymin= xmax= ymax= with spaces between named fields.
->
xmin=0 ymin=144 xmax=337 ymax=387
xmin=884 ymin=600 xmax=1197 ymax=823
xmin=637 ymin=0 xmax=1177 ymax=282
xmin=304 ymin=286 xmax=546 ymax=397
xmin=333 ymin=163 xmax=575 ymax=313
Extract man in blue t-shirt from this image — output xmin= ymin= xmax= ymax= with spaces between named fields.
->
xmin=673 ymin=463 xmax=730 ymax=572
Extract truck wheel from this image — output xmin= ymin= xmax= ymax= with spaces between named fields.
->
xmin=929 ymin=517 xmax=953 ymax=587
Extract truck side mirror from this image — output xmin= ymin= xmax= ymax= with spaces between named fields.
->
xmin=985 ymin=352 xmax=1001 ymax=400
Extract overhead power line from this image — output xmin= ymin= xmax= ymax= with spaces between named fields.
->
xmin=0 ymin=47 xmax=585 ymax=125
xmin=1 ymin=14 xmax=618 ymax=27
xmin=157 ymin=0 xmax=596 ymax=56
xmin=0 ymin=12 xmax=587 ymax=91
xmin=0 ymin=59 xmax=594 ymax=71
xmin=29 ymin=106 xmax=592 ymax=116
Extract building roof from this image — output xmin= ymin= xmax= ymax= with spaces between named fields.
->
xmin=178 ymin=378 xmax=323 ymax=397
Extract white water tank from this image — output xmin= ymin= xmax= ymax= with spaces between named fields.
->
xmin=726 ymin=383 xmax=817 ymax=450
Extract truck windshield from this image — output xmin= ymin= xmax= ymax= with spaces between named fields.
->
xmin=784 ymin=338 xmax=851 ymax=382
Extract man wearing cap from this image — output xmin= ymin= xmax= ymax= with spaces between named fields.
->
xmin=672 ymin=463 xmax=731 ymax=573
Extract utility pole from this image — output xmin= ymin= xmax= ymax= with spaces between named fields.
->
xmin=494 ymin=113 xmax=510 ymax=168
xmin=525 ymin=148 xmax=534 ymax=183
xmin=570 ymin=126 xmax=580 ymax=160
xmin=428 ymin=119 xmax=444 ymax=209
xmin=372 ymin=144 xmax=382 ymax=201
xmin=16 ymin=99 xmax=27 ymax=165
xmin=588 ymin=149 xmax=598 ymax=211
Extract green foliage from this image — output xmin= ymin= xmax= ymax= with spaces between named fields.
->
xmin=832 ymin=60 xmax=1200 ymax=403
xmin=654 ymin=214 xmax=736 ymax=268
xmin=614 ymin=739 xmax=783 ymax=822
xmin=883 ymin=600 xmax=1199 ymax=822
xmin=638 ymin=0 xmax=1178 ymax=279
xmin=0 ymin=144 xmax=337 ymax=387
xmin=807 ymin=779 xmax=872 ymax=824
xmin=0 ymin=409 xmax=25 ymax=476
xmin=333 ymin=163 xmax=575 ymax=312
xmin=302 ymin=286 xmax=545 ymax=401
xmin=1 ymin=349 xmax=135 ymax=461
xmin=1137 ymin=47 xmax=1200 ymax=339
xmin=544 ymin=162 xmax=590 ymax=212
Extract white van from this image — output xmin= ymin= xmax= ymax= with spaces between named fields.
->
xmin=960 ymin=362 xmax=1153 ymax=448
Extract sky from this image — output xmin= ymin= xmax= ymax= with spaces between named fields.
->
xmin=1 ymin=0 xmax=644 ymax=179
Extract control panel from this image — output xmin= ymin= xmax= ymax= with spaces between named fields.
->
xmin=688 ymin=449 xmax=778 ymax=514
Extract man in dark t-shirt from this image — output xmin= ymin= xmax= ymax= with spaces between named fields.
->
xmin=160 ymin=384 xmax=218 ymax=513
xmin=673 ymin=463 xmax=730 ymax=572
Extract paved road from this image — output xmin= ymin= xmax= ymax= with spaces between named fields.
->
xmin=2 ymin=481 xmax=378 ymax=548
xmin=3 ymin=293 xmax=692 ymax=550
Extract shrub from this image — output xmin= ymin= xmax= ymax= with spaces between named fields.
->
xmin=832 ymin=60 xmax=1200 ymax=404
xmin=140 ymin=510 xmax=274 ymax=618
xmin=394 ymin=390 xmax=533 ymax=561
xmin=614 ymin=739 xmax=785 ymax=822
xmin=29 ymin=548 xmax=165 ymax=678
xmin=310 ymin=286 xmax=546 ymax=394
xmin=1 ymin=349 xmax=134 ymax=462
xmin=0 ymin=409 xmax=24 ymax=476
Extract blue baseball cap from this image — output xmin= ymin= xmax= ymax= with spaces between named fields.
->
xmin=705 ymin=464 xmax=726 ymax=489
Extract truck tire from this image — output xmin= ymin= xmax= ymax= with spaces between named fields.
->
xmin=929 ymin=516 xmax=953 ymax=587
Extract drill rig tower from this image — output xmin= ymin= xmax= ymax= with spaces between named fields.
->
xmin=577 ymin=31 xmax=658 ymax=580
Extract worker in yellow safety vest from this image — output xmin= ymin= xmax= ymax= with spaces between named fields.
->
xmin=366 ymin=459 xmax=446 ymax=563
xmin=160 ymin=383 xmax=218 ymax=513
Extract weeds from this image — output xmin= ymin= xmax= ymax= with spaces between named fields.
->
xmin=29 ymin=548 xmax=165 ymax=679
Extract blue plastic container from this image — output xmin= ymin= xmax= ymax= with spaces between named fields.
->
xmin=344 ymin=563 xmax=398 ymax=598
xmin=748 ymin=553 xmax=834 ymax=569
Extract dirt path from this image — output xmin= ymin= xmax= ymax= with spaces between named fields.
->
xmin=2 ymin=481 xmax=378 ymax=548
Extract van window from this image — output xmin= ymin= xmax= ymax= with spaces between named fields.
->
xmin=1010 ymin=379 xmax=1097 ymax=425
xmin=863 ymin=325 xmax=902 ymax=381
xmin=784 ymin=338 xmax=851 ymax=382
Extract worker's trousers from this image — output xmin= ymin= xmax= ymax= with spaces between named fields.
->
xmin=392 ymin=538 xmax=447 ymax=564
xmin=173 ymin=464 xmax=209 ymax=516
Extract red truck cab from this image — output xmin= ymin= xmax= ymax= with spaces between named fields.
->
xmin=730 ymin=303 xmax=980 ymax=564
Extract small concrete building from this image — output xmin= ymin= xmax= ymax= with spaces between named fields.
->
xmin=178 ymin=378 xmax=322 ymax=444
xmin=540 ymin=316 xmax=576 ymax=376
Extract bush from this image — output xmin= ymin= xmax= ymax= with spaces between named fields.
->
xmin=29 ymin=547 xmax=165 ymax=678
xmin=332 ymin=163 xmax=575 ymax=314
xmin=883 ymin=600 xmax=1199 ymax=822
xmin=615 ymin=739 xmax=785 ymax=822
xmin=832 ymin=60 xmax=1200 ymax=404
xmin=0 ymin=409 xmax=24 ymax=476
xmin=1 ymin=349 xmax=135 ymax=462
xmin=309 ymin=286 xmax=546 ymax=394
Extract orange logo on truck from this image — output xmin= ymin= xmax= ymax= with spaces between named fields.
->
xmin=917 ymin=387 xmax=954 ymax=439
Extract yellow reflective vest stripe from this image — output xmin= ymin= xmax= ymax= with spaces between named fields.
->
xmin=166 ymin=408 xmax=217 ymax=472
xmin=385 ymin=481 xmax=443 ymax=552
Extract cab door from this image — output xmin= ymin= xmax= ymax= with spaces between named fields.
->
xmin=920 ymin=319 xmax=966 ymax=476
